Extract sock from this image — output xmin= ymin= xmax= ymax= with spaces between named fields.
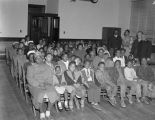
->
xmin=58 ymin=102 xmax=62 ymax=109
xmin=40 ymin=113 xmax=45 ymax=119
xmin=65 ymin=101 xmax=68 ymax=107
xmin=94 ymin=103 xmax=98 ymax=105
xmin=45 ymin=111 xmax=50 ymax=117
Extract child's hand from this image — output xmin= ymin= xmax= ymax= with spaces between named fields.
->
xmin=148 ymin=83 xmax=153 ymax=91
xmin=61 ymin=82 xmax=66 ymax=86
xmin=133 ymin=78 xmax=138 ymax=82
xmin=74 ymin=83 xmax=80 ymax=88
xmin=84 ymin=82 xmax=89 ymax=88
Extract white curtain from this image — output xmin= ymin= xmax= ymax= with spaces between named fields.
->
xmin=130 ymin=0 xmax=155 ymax=45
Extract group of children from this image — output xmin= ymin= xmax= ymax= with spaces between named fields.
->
xmin=6 ymin=37 xmax=155 ymax=120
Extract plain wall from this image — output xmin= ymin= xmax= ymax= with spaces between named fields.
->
xmin=118 ymin=0 xmax=132 ymax=35
xmin=46 ymin=0 xmax=59 ymax=14
xmin=58 ymin=0 xmax=131 ymax=39
xmin=58 ymin=0 xmax=120 ymax=39
xmin=0 ymin=0 xmax=28 ymax=37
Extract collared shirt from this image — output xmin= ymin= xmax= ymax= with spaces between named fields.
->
xmin=124 ymin=67 xmax=138 ymax=81
xmin=63 ymin=60 xmax=69 ymax=70
xmin=83 ymin=68 xmax=92 ymax=81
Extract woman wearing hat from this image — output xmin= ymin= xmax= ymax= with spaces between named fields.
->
xmin=27 ymin=52 xmax=59 ymax=120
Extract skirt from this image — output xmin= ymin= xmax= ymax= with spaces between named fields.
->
xmin=29 ymin=85 xmax=59 ymax=108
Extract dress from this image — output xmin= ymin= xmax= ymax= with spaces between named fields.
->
xmin=81 ymin=68 xmax=101 ymax=103
xmin=64 ymin=70 xmax=86 ymax=98
xmin=27 ymin=63 xmax=59 ymax=108
xmin=122 ymin=36 xmax=133 ymax=57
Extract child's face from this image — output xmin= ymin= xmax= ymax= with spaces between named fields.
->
xmin=71 ymin=56 xmax=75 ymax=61
xmin=78 ymin=45 xmax=83 ymax=50
xmin=69 ymin=64 xmax=76 ymax=72
xmin=29 ymin=54 xmax=34 ymax=62
xmin=90 ymin=51 xmax=95 ymax=57
xmin=99 ymin=64 xmax=105 ymax=71
xmin=55 ymin=67 xmax=61 ymax=74
xmin=141 ymin=58 xmax=147 ymax=66
xmin=98 ymin=50 xmax=104 ymax=58
xmin=18 ymin=50 xmax=23 ymax=55
xmin=85 ymin=54 xmax=90 ymax=60
xmin=121 ymin=50 xmax=125 ymax=56
xmin=19 ymin=43 xmax=24 ymax=48
xmin=46 ymin=54 xmax=52 ymax=62
xmin=128 ymin=55 xmax=133 ymax=60
xmin=116 ymin=50 xmax=121 ymax=57
xmin=75 ymin=58 xmax=81 ymax=65
xmin=39 ymin=49 xmax=44 ymax=53
xmin=53 ymin=50 xmax=58 ymax=55
xmin=62 ymin=54 xmax=68 ymax=62
xmin=115 ymin=61 xmax=121 ymax=68
xmin=85 ymin=62 xmax=90 ymax=69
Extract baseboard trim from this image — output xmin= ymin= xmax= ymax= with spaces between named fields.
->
xmin=59 ymin=38 xmax=102 ymax=41
xmin=0 ymin=37 xmax=23 ymax=42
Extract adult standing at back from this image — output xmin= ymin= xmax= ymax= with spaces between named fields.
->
xmin=131 ymin=31 xmax=152 ymax=61
xmin=109 ymin=29 xmax=122 ymax=52
xmin=122 ymin=29 xmax=133 ymax=57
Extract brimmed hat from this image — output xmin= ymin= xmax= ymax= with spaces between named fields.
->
xmin=12 ymin=42 xmax=19 ymax=45
xmin=27 ymin=50 xmax=35 ymax=56
xmin=34 ymin=51 xmax=42 ymax=58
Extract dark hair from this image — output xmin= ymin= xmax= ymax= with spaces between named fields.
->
xmin=136 ymin=31 xmax=144 ymax=39
xmin=45 ymin=53 xmax=52 ymax=57
xmin=75 ymin=56 xmax=82 ymax=61
xmin=17 ymin=48 xmax=23 ymax=52
xmin=120 ymin=48 xmax=126 ymax=52
xmin=124 ymin=29 xmax=130 ymax=36
xmin=69 ymin=61 xmax=76 ymax=67
xmin=98 ymin=62 xmax=105 ymax=66
xmin=39 ymin=47 xmax=44 ymax=51
xmin=27 ymin=53 xmax=34 ymax=60
xmin=61 ymin=52 xmax=68 ymax=58
xmin=84 ymin=59 xmax=91 ymax=64
xmin=127 ymin=60 xmax=133 ymax=64
xmin=114 ymin=60 xmax=121 ymax=66
xmin=77 ymin=43 xmax=83 ymax=48
xmin=55 ymin=65 xmax=61 ymax=70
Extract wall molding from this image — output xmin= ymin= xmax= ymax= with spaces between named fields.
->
xmin=0 ymin=37 xmax=23 ymax=42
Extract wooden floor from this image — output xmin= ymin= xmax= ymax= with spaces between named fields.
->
xmin=1 ymin=61 xmax=155 ymax=120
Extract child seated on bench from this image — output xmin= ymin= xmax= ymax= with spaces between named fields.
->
xmin=53 ymin=65 xmax=68 ymax=110
xmin=64 ymin=61 xmax=86 ymax=111
xmin=81 ymin=60 xmax=101 ymax=110
xmin=95 ymin=62 xmax=117 ymax=106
